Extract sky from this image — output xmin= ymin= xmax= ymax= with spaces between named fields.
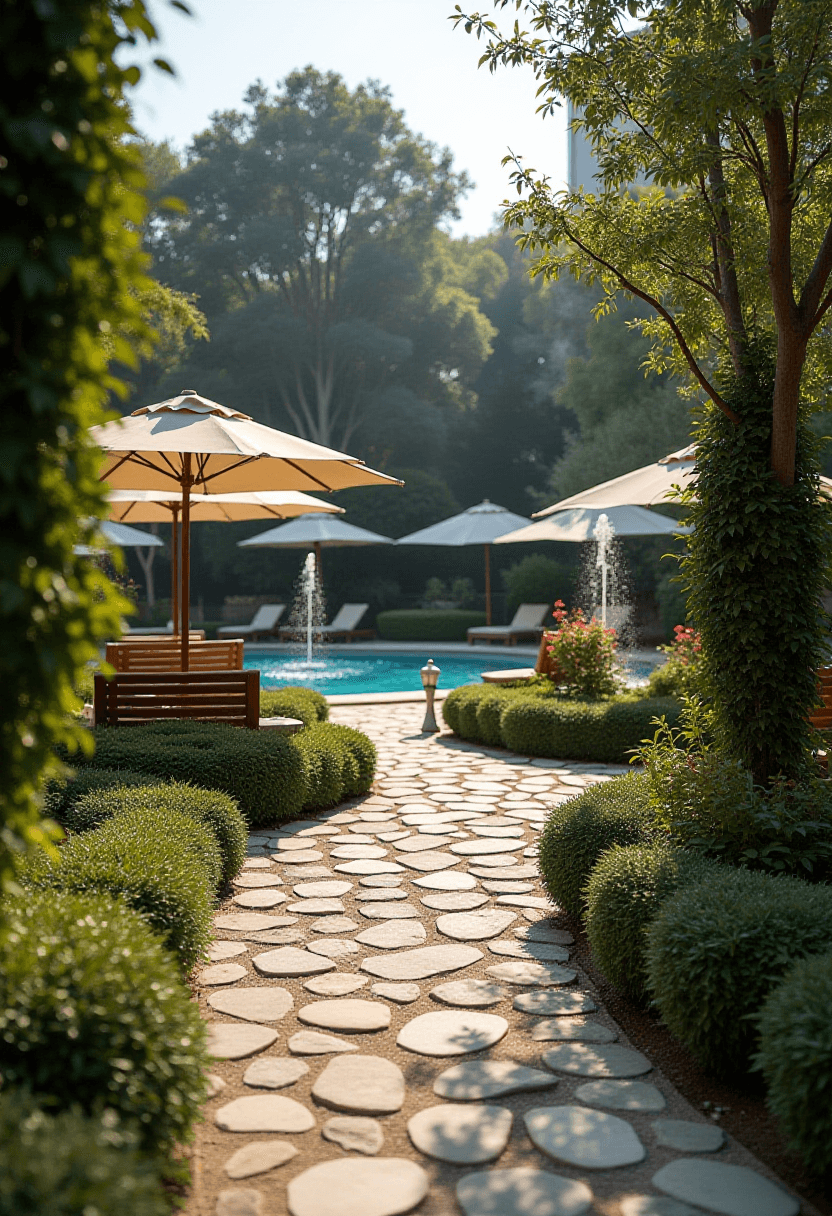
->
xmin=128 ymin=0 xmax=569 ymax=238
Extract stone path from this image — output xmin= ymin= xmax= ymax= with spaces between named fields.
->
xmin=190 ymin=701 xmax=806 ymax=1216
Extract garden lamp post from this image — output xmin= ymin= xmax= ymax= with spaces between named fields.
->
xmin=420 ymin=659 xmax=441 ymax=733
xmin=593 ymin=512 xmax=615 ymax=628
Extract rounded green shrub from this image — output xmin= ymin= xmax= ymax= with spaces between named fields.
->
xmin=584 ymin=843 xmax=720 ymax=1001
xmin=290 ymin=723 xmax=378 ymax=809
xmin=25 ymin=808 xmax=217 ymax=969
xmin=0 ymin=892 xmax=208 ymax=1156
xmin=330 ymin=723 xmax=377 ymax=795
xmin=645 ymin=867 xmax=832 ymax=1074
xmin=443 ymin=685 xmax=486 ymax=740
xmin=43 ymin=766 xmax=161 ymax=825
xmin=376 ymin=609 xmax=486 ymax=641
xmin=500 ymin=696 xmax=682 ymax=763
xmin=67 ymin=782 xmax=247 ymax=886
xmin=538 ymin=774 xmax=656 ymax=916
xmin=475 ymin=688 xmax=516 ymax=747
xmin=260 ymin=685 xmax=329 ymax=725
xmin=754 ymin=952 xmax=832 ymax=1174
xmin=0 ymin=1091 xmax=167 ymax=1216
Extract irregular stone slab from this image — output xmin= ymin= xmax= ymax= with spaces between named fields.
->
xmin=620 ymin=1199 xmax=702 ymax=1216
xmin=287 ymin=899 xmax=345 ymax=915
xmin=243 ymin=857 xmax=273 ymax=869
xmin=487 ymin=961 xmax=576 ymax=987
xmin=355 ymin=921 xmax=426 ymax=949
xmin=293 ymin=880 xmax=353 ymax=898
xmin=514 ymin=990 xmax=597 ymax=1016
xmin=309 ymin=916 xmax=359 ymax=934
xmin=253 ymin=947 xmax=335 ymax=977
xmin=358 ymin=902 xmax=420 ymax=919
xmin=322 ymin=1115 xmax=384 ymax=1155
xmin=217 ymin=1189 xmax=263 ymax=1216
xmin=516 ymin=924 xmax=574 ymax=946
xmin=651 ymin=1118 xmax=727 ymax=1153
xmin=286 ymin=865 xmax=334 ymax=878
xmin=431 ymin=979 xmax=508 ymax=1008
xmin=287 ymin=1031 xmax=358 ymax=1055
xmin=483 ymin=881 xmax=535 ymax=895
xmin=421 ymin=892 xmax=490 ymax=911
xmin=397 ymin=1010 xmax=508 ymax=1056
xmin=408 ymin=1102 xmax=512 ymax=1163
xmin=489 ymin=940 xmax=570 ymax=963
xmin=224 ymin=1140 xmax=298 ymax=1179
xmin=208 ymin=1023 xmax=278 ymax=1060
xmin=276 ymin=835 xmax=325 ymax=850
xmin=361 ymin=944 xmax=483 ymax=981
xmin=201 ymin=963 xmax=248 ymax=986
xmin=286 ymin=1158 xmax=428 ymax=1216
xmin=436 ymin=910 xmax=517 ymax=941
xmin=525 ymin=1105 xmax=646 ymax=1169
xmin=216 ymin=1094 xmax=315 ymax=1133
xmin=312 ymin=1054 xmax=405 ymax=1114
xmin=457 ymin=1166 xmax=593 ymax=1216
xmin=307 ymin=938 xmax=359 ymax=958
xmin=208 ymin=987 xmax=294 ymax=1023
xmin=530 ymin=1018 xmax=617 ymax=1043
xmin=576 ymin=1080 xmax=665 ymax=1111
xmin=394 ymin=850 xmax=460 ymax=872
xmin=331 ymin=845 xmax=388 ymax=859
xmin=329 ymin=833 xmax=375 ymax=845
xmin=272 ymin=850 xmax=323 ymax=864
xmin=471 ymin=854 xmax=523 ymax=868
xmin=233 ymin=889 xmax=288 ymax=909
xmin=234 ymin=873 xmax=285 ymax=888
xmin=298 ymin=999 xmax=391 ymax=1033
xmin=206 ymin=1073 xmax=227 ymax=1098
xmin=542 ymin=1043 xmax=652 ymax=1078
xmin=355 ymin=888 xmax=409 ymax=902
xmin=412 ymin=871 xmax=477 ymax=891
xmin=652 ymin=1159 xmax=799 ymax=1216
xmin=498 ymin=894 xmax=555 ymax=910
xmin=304 ymin=973 xmax=368 ymax=996
xmin=243 ymin=1058 xmax=310 ymax=1089
xmin=334 ymin=860 xmax=405 ymax=875
xmin=451 ymin=839 xmax=525 ymax=855
xmin=434 ymin=1060 xmax=559 ymax=1101
xmin=371 ymin=982 xmax=420 ymax=1003
xmin=470 ymin=864 xmax=536 ymax=880
xmin=359 ymin=874 xmax=404 ymax=888
xmin=214 ymin=913 xmax=291 ymax=933
xmin=469 ymin=825 xmax=525 ymax=838
xmin=394 ymin=834 xmax=456 ymax=851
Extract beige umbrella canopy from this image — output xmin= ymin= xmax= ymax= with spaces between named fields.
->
xmin=92 ymin=389 xmax=401 ymax=668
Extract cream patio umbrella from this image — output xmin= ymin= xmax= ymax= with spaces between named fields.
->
xmin=91 ymin=389 xmax=401 ymax=668
xmin=495 ymin=504 xmax=691 ymax=545
xmin=238 ymin=513 xmax=395 ymax=583
xmin=106 ymin=489 xmax=345 ymax=636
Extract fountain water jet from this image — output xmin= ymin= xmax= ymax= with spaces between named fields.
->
xmin=282 ymin=550 xmax=328 ymax=673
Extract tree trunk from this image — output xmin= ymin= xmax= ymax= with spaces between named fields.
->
xmin=770 ymin=331 xmax=808 ymax=487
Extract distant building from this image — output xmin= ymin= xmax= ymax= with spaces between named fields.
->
xmin=567 ymin=100 xmax=600 ymax=193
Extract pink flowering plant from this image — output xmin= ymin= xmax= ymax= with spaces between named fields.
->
xmin=544 ymin=601 xmax=620 ymax=698
xmin=648 ymin=624 xmax=703 ymax=698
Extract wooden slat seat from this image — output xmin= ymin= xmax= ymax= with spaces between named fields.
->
xmin=809 ymin=667 xmax=832 ymax=730
xmin=93 ymin=669 xmax=260 ymax=728
xmin=106 ymin=638 xmax=243 ymax=673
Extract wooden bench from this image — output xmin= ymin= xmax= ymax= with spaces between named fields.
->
xmin=481 ymin=632 xmax=562 ymax=684
xmin=93 ymin=669 xmax=260 ymax=728
xmin=106 ymin=638 xmax=244 ymax=672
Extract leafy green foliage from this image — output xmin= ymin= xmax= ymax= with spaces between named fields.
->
xmin=645 ymin=868 xmax=832 ymax=1074
xmin=68 ymin=782 xmax=247 ymax=887
xmin=754 ymin=953 xmax=832 ymax=1175
xmin=544 ymin=602 xmax=620 ymax=697
xmin=0 ymin=891 xmax=208 ymax=1155
xmin=43 ymin=766 xmax=160 ymax=825
xmin=260 ymin=685 xmax=329 ymax=726
xmin=0 ymin=1091 xmax=168 ymax=1216
xmin=537 ymin=774 xmax=656 ymax=915
xmin=25 ymin=808 xmax=217 ymax=968
xmin=646 ymin=628 xmax=702 ymax=699
xmin=376 ymin=609 xmax=486 ymax=641
xmin=584 ymin=843 xmax=718 ymax=1003
xmin=0 ymin=0 xmax=160 ymax=892
xmin=501 ymin=556 xmax=567 ymax=616
xmin=291 ymin=723 xmax=377 ymax=809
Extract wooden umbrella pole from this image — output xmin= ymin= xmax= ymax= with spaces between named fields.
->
xmin=171 ymin=507 xmax=180 ymax=636
xmin=484 ymin=543 xmax=492 ymax=625
xmin=181 ymin=455 xmax=193 ymax=671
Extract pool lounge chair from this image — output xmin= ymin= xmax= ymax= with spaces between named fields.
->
xmin=217 ymin=603 xmax=285 ymax=640
xmin=281 ymin=602 xmax=374 ymax=643
xmin=467 ymin=603 xmax=551 ymax=646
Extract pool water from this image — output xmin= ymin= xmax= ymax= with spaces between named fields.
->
xmin=245 ymin=648 xmax=657 ymax=697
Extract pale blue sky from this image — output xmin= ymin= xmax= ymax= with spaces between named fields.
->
xmin=129 ymin=0 xmax=568 ymax=237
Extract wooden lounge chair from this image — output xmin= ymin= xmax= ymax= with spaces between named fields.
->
xmin=467 ymin=603 xmax=551 ymax=646
xmin=93 ymin=669 xmax=260 ymax=728
xmin=217 ymin=604 xmax=285 ymax=640
xmin=106 ymin=638 xmax=244 ymax=673
xmin=280 ymin=603 xmax=374 ymax=643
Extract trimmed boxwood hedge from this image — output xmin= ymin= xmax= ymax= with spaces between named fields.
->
xmin=292 ymin=722 xmax=377 ymax=808
xmin=584 ymin=843 xmax=719 ymax=1002
xmin=645 ymin=867 xmax=832 ymax=1075
xmin=25 ymin=808 xmax=217 ymax=969
xmin=260 ymin=685 xmax=329 ymax=726
xmin=755 ymin=952 xmax=832 ymax=1174
xmin=538 ymin=774 xmax=656 ymax=916
xmin=442 ymin=683 xmax=681 ymax=763
xmin=376 ymin=609 xmax=486 ymax=641
xmin=43 ymin=766 xmax=160 ymax=825
xmin=66 ymin=782 xmax=247 ymax=887
xmin=0 ymin=1091 xmax=167 ymax=1216
xmin=0 ymin=891 xmax=208 ymax=1156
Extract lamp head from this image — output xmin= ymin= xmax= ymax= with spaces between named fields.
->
xmin=420 ymin=658 xmax=440 ymax=689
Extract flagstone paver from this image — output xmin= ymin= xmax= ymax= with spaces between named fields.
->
xmin=191 ymin=699 xmax=808 ymax=1216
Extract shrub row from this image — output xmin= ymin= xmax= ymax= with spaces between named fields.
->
xmin=376 ymin=609 xmax=486 ymax=641
xmin=443 ymin=683 xmax=681 ymax=763
xmin=260 ymin=684 xmax=329 ymax=725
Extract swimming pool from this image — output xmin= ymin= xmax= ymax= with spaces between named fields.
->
xmin=244 ymin=648 xmax=657 ymax=696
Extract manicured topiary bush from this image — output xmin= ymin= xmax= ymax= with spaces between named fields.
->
xmin=0 ymin=1091 xmax=167 ymax=1216
xmin=645 ymin=867 xmax=832 ymax=1074
xmin=67 ymin=781 xmax=247 ymax=886
xmin=754 ymin=952 xmax=832 ymax=1174
xmin=443 ymin=684 xmax=487 ymax=737
xmin=43 ymin=766 xmax=161 ymax=825
xmin=260 ymin=685 xmax=329 ymax=725
xmin=291 ymin=723 xmax=377 ymax=808
xmin=25 ymin=808 xmax=217 ymax=968
xmin=584 ymin=842 xmax=720 ymax=1002
xmin=329 ymin=723 xmax=377 ymax=796
xmin=500 ymin=695 xmax=681 ymax=763
xmin=475 ymin=687 xmax=517 ymax=747
xmin=377 ymin=609 xmax=486 ymax=641
xmin=538 ymin=774 xmax=656 ymax=916
xmin=0 ymin=892 xmax=208 ymax=1156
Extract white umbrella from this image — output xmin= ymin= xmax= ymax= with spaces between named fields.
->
xmin=495 ymin=504 xmax=690 ymax=545
xmin=239 ymin=514 xmax=394 ymax=581
xmin=396 ymin=500 xmax=531 ymax=624
xmin=73 ymin=520 xmax=165 ymax=555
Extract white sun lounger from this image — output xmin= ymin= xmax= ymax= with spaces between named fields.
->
xmin=217 ymin=604 xmax=285 ymax=640
xmin=467 ymin=603 xmax=551 ymax=646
